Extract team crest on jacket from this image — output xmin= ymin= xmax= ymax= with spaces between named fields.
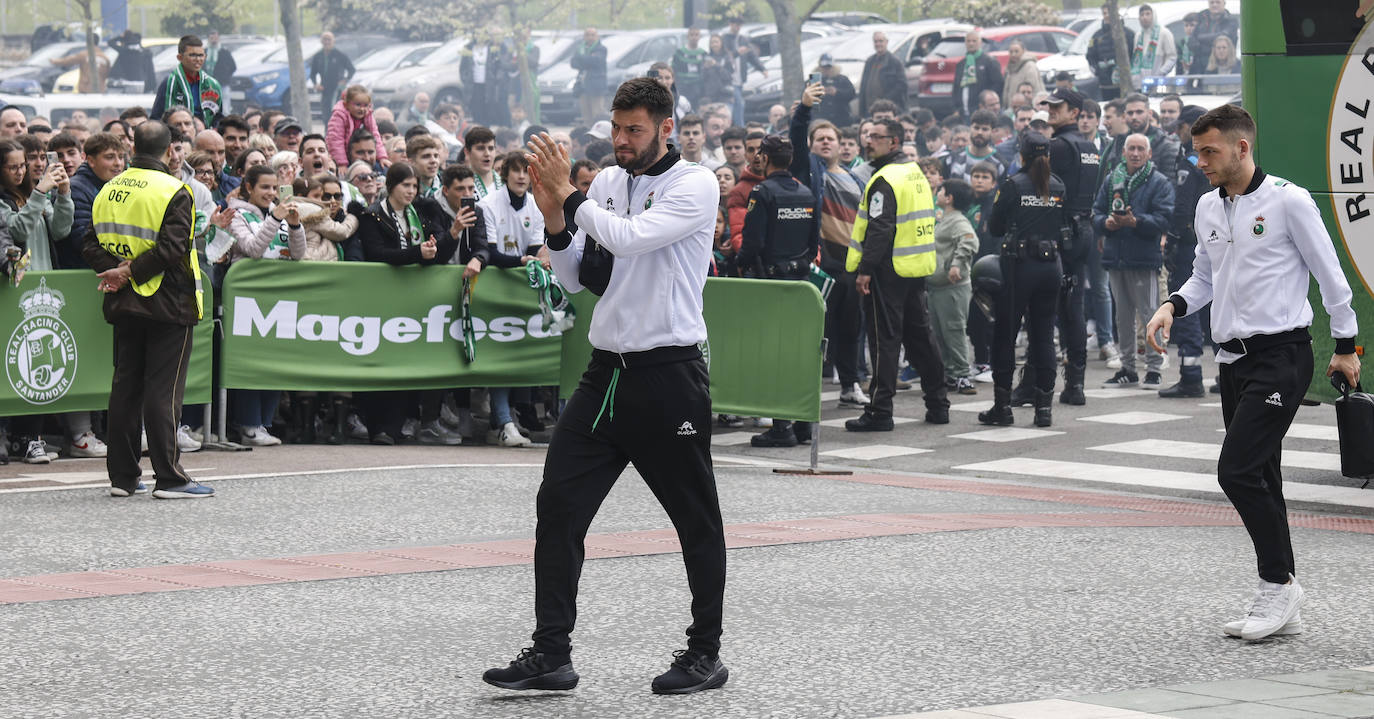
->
xmin=6 ymin=278 xmax=77 ymax=405
xmin=645 ymin=190 xmax=655 ymax=210
xmin=605 ymin=196 xmax=614 ymax=211
xmin=522 ymin=216 xmax=530 ymax=228
xmin=1252 ymin=216 xmax=1265 ymax=236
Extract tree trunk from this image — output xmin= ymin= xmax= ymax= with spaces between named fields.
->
xmin=801 ymin=0 xmax=826 ymax=22
xmin=1106 ymin=0 xmax=1134 ymax=95
xmin=281 ymin=0 xmax=312 ymax=130
xmin=763 ymin=0 xmax=802 ymax=118
xmin=80 ymin=0 xmax=98 ymax=93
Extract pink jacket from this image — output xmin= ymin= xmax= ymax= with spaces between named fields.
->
xmin=326 ymin=100 xmax=388 ymax=168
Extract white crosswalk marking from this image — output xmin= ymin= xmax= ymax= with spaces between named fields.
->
xmin=948 ymin=402 xmax=987 ymax=413
xmin=710 ymin=433 xmax=754 ymax=447
xmin=1090 ymin=439 xmax=1341 ymax=471
xmin=820 ymin=391 xmax=840 ymax=402
xmin=1210 ymin=423 xmax=1339 ymax=442
xmin=948 ymin=428 xmax=1065 ymax=442
xmin=1081 ymin=388 xmax=1142 ymax=399
xmin=1078 ymin=411 xmax=1192 ymax=425
xmin=821 ymin=445 xmax=932 ymax=461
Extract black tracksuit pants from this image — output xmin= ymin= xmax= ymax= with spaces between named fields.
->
xmin=863 ymin=263 xmax=949 ymax=418
xmin=532 ymin=346 xmax=726 ymax=659
xmin=992 ymin=255 xmax=1061 ymax=393
xmin=107 ymin=317 xmax=195 ymax=492
xmin=1218 ymin=340 xmax=1313 ymax=584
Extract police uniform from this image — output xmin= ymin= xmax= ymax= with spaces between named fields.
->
xmin=1041 ymin=91 xmax=1100 ymax=406
xmin=1169 ymin=167 xmax=1358 ymax=592
xmin=80 ymin=156 xmax=205 ymax=497
xmin=844 ymin=150 xmax=947 ymax=430
xmin=740 ymin=167 xmax=818 ymax=445
xmin=516 ymin=147 xmax=728 ymax=680
xmin=979 ymin=136 xmax=1068 ymax=427
xmin=1159 ymin=131 xmax=1212 ymax=397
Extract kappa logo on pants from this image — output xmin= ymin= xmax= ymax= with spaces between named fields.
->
xmin=1265 ymin=392 xmax=1284 ymax=407
xmin=676 ymin=421 xmax=698 ymax=436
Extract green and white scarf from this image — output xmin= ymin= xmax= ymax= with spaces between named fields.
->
xmin=1177 ymin=35 xmax=1192 ymax=73
xmin=959 ymin=50 xmax=982 ymax=88
xmin=1131 ymin=24 xmax=1161 ymax=74
xmin=166 ymin=64 xmax=223 ymax=127
xmin=388 ymin=202 xmax=424 ymax=248
xmin=1108 ymin=159 xmax=1154 ymax=214
xmin=239 ymin=207 xmax=293 ymax=259
xmin=525 ymin=259 xmax=574 ymax=333
xmin=460 ymin=275 xmax=476 ymax=363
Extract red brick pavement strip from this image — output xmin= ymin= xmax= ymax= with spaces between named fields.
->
xmin=4 ymin=473 xmax=1373 ymax=606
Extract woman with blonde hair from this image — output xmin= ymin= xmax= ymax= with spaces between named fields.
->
xmin=1206 ymin=35 xmax=1238 ymax=74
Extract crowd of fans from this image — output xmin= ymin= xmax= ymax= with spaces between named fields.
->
xmin=0 ymin=1 xmax=1241 ymax=462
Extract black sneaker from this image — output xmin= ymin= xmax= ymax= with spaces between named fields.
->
xmin=1101 ymin=369 xmax=1139 ymax=388
xmin=750 ymin=426 xmax=797 ymax=447
xmin=1158 ymin=381 xmax=1205 ymax=398
xmin=792 ymin=422 xmax=812 ymax=444
xmin=1140 ymin=371 xmax=1162 ymax=390
xmin=651 ymin=649 xmax=729 ymax=695
xmin=924 ymin=407 xmax=949 ymax=424
xmin=483 ymin=648 xmax=579 ymax=691
xmin=845 ymin=412 xmax=894 ymax=432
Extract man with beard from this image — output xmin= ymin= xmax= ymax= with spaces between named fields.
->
xmin=1123 ymin=93 xmax=1179 ymax=181
xmin=484 ymin=77 xmax=727 ymax=696
xmin=1156 ymin=104 xmax=1212 ymax=398
xmin=944 ymin=110 xmax=1004 ymax=182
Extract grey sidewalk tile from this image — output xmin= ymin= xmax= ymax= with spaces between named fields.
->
xmin=1264 ymin=669 xmax=1374 ymax=692
xmin=1076 ymin=688 xmax=1237 ymax=712
xmin=1167 ymin=677 xmax=1333 ymax=701
xmin=1264 ymin=692 xmax=1374 ymax=718
xmin=1160 ymin=703 xmax=1343 ymax=719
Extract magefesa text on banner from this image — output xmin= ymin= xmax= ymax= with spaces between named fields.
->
xmin=230 ymin=298 xmax=563 ymax=356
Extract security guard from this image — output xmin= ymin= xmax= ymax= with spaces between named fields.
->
xmin=739 ymin=134 xmax=819 ymax=447
xmin=979 ymin=133 xmax=1068 ymax=427
xmin=1033 ymin=87 xmax=1100 ymax=407
xmin=844 ymin=117 xmax=948 ymax=430
xmin=81 ymin=120 xmax=211 ymax=500
xmin=1148 ymin=105 xmax=1359 ymax=641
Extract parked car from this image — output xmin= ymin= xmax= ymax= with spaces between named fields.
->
xmin=1061 ymin=9 xmax=1102 ymax=34
xmin=807 ymin=11 xmax=892 ymax=27
xmin=367 ymin=38 xmax=472 ymax=115
xmin=349 ymin=42 xmax=441 ymax=96
xmin=530 ymin=30 xmax=583 ymax=72
xmin=739 ymin=21 xmax=850 ymax=59
xmin=230 ymin=34 xmax=394 ymax=113
xmin=916 ymin=25 xmax=1077 ymax=116
xmin=0 ymin=42 xmax=94 ymax=93
xmin=536 ymin=29 xmax=684 ymax=124
xmin=1038 ymin=0 xmax=1240 ymax=99
xmin=0 ymin=91 xmax=156 ymax=125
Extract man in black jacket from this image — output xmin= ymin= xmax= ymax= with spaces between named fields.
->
xmin=1088 ymin=7 xmax=1136 ymax=100
xmin=813 ymin=53 xmax=856 ymax=127
xmin=953 ymin=30 xmax=1004 ymax=119
xmin=205 ymin=30 xmax=237 ymax=87
xmin=81 ymin=121 xmax=212 ymax=499
xmin=308 ymin=32 xmax=354 ymax=114
xmin=571 ymin=28 xmax=607 ymax=127
xmin=859 ymin=31 xmax=906 ymax=116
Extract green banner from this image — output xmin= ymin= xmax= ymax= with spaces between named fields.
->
xmin=220 ymin=260 xmax=565 ymax=391
xmin=559 ymin=278 xmax=825 ymax=423
xmin=0 ymin=270 xmax=213 ymax=417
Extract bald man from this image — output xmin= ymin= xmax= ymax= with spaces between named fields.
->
xmin=0 ymin=105 xmax=27 ymax=138
xmin=859 ymin=31 xmax=906 ymax=116
xmin=954 ymin=30 xmax=1004 ymax=118
xmin=195 ymin=129 xmax=240 ymax=194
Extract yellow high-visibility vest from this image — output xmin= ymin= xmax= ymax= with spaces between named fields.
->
xmin=846 ymin=161 xmax=937 ymax=278
xmin=91 ymin=166 xmax=204 ymax=319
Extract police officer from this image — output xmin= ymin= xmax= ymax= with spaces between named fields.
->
xmin=739 ymin=134 xmax=819 ymax=447
xmin=1147 ymin=105 xmax=1359 ymax=640
xmin=1013 ymin=88 xmax=1099 ymax=407
xmin=1158 ymin=104 xmax=1211 ymax=398
xmin=845 ymin=117 xmax=948 ymax=430
xmin=979 ymin=133 xmax=1067 ymax=427
xmin=81 ymin=120 xmax=213 ymax=499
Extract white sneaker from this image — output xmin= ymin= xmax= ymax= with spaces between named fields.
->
xmin=1103 ymin=342 xmax=1123 ymax=370
xmin=346 ymin=413 xmax=369 ymax=440
xmin=187 ymin=426 xmax=204 ymax=443
xmin=177 ymin=425 xmax=202 ymax=453
xmin=68 ymin=431 xmax=107 ymax=458
xmin=1225 ymin=611 xmax=1303 ymax=638
xmin=839 ymin=383 xmax=870 ymax=407
xmin=401 ymin=417 xmax=419 ymax=441
xmin=23 ymin=439 xmax=50 ymax=464
xmin=418 ymin=419 xmax=462 ymax=445
xmin=239 ymin=426 xmax=282 ymax=447
xmin=488 ymin=421 xmax=531 ymax=447
xmin=1238 ymin=576 xmax=1306 ymax=640
xmin=140 ymin=430 xmax=148 ymax=454
xmin=440 ymin=401 xmax=462 ymax=430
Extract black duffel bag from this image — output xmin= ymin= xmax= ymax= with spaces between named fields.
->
xmin=1330 ymin=374 xmax=1374 ymax=487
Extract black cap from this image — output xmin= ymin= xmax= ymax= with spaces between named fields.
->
xmin=1022 ymin=131 xmax=1050 ymax=159
xmin=1175 ymin=104 xmax=1207 ymax=131
xmin=1045 ymin=88 xmax=1085 ymax=111
xmin=273 ymin=116 xmax=303 ymax=135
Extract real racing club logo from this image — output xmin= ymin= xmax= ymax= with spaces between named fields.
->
xmin=6 ymin=278 xmax=78 ymax=405
xmin=1252 ymin=215 xmax=1266 ymax=237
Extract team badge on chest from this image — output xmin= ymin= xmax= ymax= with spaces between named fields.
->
xmin=1252 ymin=215 xmax=1265 ymax=237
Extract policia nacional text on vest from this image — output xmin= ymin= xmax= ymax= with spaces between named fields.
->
xmin=845 ymin=152 xmax=950 ymax=429
xmin=739 ymin=169 xmax=817 ymax=278
xmin=84 ymin=158 xmax=207 ymax=498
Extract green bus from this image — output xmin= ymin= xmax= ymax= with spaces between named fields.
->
xmin=1244 ymin=0 xmax=1369 ymax=399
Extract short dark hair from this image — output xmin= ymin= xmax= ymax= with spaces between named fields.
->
xmin=570 ymin=158 xmax=599 ymax=183
xmin=499 ymin=150 xmax=529 ymax=182
xmin=48 ymin=132 xmax=82 ymax=153
xmin=942 ymin=178 xmax=973 ymax=211
xmin=1191 ymin=103 xmax=1255 ymax=141
xmin=243 ymin=163 xmax=276 ymax=189
xmin=494 ymin=128 xmax=517 ymax=148
xmin=301 ymin=133 xmax=326 ymax=150
xmin=877 ymin=118 xmax=904 ymax=143
xmin=969 ymin=110 xmax=999 ymax=129
xmin=133 ymin=120 xmax=172 ymax=158
xmin=218 ymin=115 xmax=249 ymax=135
xmin=464 ymin=125 xmax=495 ymax=148
xmin=678 ymin=113 xmax=704 ymax=130
xmin=584 ymin=138 xmax=612 ymax=162
xmin=840 ymin=125 xmax=858 ymax=141
xmin=384 ymin=160 xmax=416 ymax=194
xmin=1183 ymin=11 xmax=1199 ymax=23
xmin=1123 ymin=93 xmax=1150 ymax=108
xmin=178 ymin=35 xmax=203 ymax=55
xmin=119 ymin=107 xmax=147 ymax=122
xmin=610 ymin=77 xmax=674 ymax=123
xmin=162 ymin=105 xmax=192 ymax=123
xmin=760 ymin=134 xmax=792 ymax=169
xmin=403 ymin=125 xmax=430 ymax=142
xmin=1081 ymin=99 xmax=1101 ymax=118
xmin=995 ymin=115 xmax=1014 ymax=132
xmin=348 ymin=128 xmax=375 ymax=148
xmin=102 ymin=119 xmax=129 ymax=135
xmin=970 ymin=161 xmax=999 ymax=180
xmin=84 ymin=132 xmax=124 ymax=157
xmin=441 ymin=163 xmax=474 ymax=187
xmin=745 ymin=128 xmax=767 ymax=142
xmin=522 ymin=124 xmax=548 ymax=147
xmin=376 ymin=119 xmax=398 ymax=137
xmin=914 ymin=109 xmax=935 ymax=125
xmin=169 ymin=127 xmax=190 ymax=145
xmin=720 ymin=126 xmax=747 ymax=145
xmin=868 ymin=99 xmax=899 ymax=117
xmin=1104 ymin=98 xmax=1127 ymax=115
xmin=434 ymin=103 xmax=461 ymax=121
